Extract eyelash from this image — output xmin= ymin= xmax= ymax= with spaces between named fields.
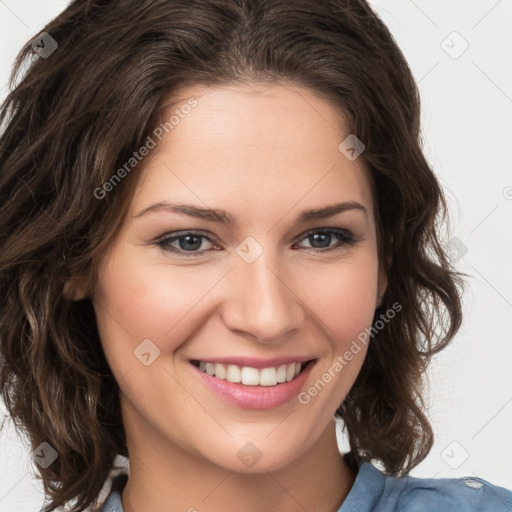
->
xmin=155 ymin=228 xmax=358 ymax=258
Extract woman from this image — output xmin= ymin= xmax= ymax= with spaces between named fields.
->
xmin=0 ymin=1 xmax=511 ymax=511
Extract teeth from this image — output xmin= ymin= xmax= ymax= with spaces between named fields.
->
xmin=197 ymin=361 xmax=304 ymax=386
xmin=259 ymin=367 xmax=277 ymax=386
xmin=276 ymin=364 xmax=287 ymax=383
xmin=226 ymin=364 xmax=241 ymax=383
xmin=241 ymin=367 xmax=259 ymax=385
xmin=286 ymin=363 xmax=295 ymax=381
xmin=214 ymin=363 xmax=226 ymax=379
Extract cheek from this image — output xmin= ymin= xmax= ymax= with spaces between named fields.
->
xmin=303 ymin=255 xmax=379 ymax=350
xmin=92 ymin=248 xmax=220 ymax=366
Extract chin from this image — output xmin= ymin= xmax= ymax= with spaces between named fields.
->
xmin=198 ymin=435 xmax=309 ymax=474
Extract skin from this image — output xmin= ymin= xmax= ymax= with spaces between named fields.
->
xmin=69 ymin=82 xmax=387 ymax=512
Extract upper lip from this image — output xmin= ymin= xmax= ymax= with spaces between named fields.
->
xmin=190 ymin=355 xmax=316 ymax=369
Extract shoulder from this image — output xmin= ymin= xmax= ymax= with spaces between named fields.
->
xmin=341 ymin=460 xmax=512 ymax=512
xmin=97 ymin=473 xmax=127 ymax=512
xmin=397 ymin=474 xmax=512 ymax=511
xmin=82 ymin=455 xmax=129 ymax=512
xmin=370 ymin=462 xmax=512 ymax=512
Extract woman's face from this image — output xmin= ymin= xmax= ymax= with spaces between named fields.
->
xmin=90 ymin=82 xmax=386 ymax=473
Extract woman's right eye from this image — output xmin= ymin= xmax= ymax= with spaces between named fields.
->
xmin=155 ymin=231 xmax=218 ymax=257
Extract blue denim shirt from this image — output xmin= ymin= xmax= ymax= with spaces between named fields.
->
xmin=99 ymin=461 xmax=512 ymax=511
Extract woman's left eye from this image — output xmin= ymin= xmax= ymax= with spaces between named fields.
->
xmin=155 ymin=229 xmax=358 ymax=257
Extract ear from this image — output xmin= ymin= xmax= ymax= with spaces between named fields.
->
xmin=63 ymin=276 xmax=91 ymax=301
xmin=376 ymin=264 xmax=388 ymax=309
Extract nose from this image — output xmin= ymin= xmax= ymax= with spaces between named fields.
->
xmin=220 ymin=251 xmax=304 ymax=343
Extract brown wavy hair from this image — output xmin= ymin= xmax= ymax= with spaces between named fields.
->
xmin=0 ymin=0 xmax=465 ymax=510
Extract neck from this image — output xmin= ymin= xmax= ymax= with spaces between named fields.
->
xmin=120 ymin=403 xmax=357 ymax=512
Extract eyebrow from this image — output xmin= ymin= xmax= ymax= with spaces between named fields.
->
xmin=134 ymin=200 xmax=367 ymax=225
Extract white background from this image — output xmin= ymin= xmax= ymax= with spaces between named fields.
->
xmin=0 ymin=0 xmax=511 ymax=510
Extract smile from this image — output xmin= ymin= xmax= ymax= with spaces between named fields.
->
xmin=192 ymin=360 xmax=307 ymax=386
xmin=189 ymin=357 xmax=317 ymax=409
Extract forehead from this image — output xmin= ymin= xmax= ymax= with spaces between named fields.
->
xmin=130 ymin=83 xmax=374 ymax=222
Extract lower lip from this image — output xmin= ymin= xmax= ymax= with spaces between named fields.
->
xmin=190 ymin=360 xmax=316 ymax=409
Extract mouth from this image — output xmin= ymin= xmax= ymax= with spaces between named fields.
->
xmin=190 ymin=359 xmax=316 ymax=387
xmin=189 ymin=357 xmax=318 ymax=409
